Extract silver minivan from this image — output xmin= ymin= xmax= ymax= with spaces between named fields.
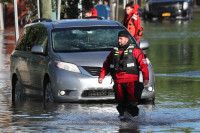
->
xmin=10 ymin=19 xmax=155 ymax=102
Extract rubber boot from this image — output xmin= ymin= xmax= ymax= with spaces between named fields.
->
xmin=126 ymin=101 xmax=139 ymax=117
xmin=116 ymin=103 xmax=126 ymax=117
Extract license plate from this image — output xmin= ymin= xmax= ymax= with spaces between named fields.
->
xmin=162 ymin=13 xmax=171 ymax=17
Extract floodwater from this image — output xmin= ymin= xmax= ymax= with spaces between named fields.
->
xmin=1 ymin=8 xmax=200 ymax=133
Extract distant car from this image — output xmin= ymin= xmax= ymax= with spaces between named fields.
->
xmin=10 ymin=18 xmax=155 ymax=103
xmin=197 ymin=0 xmax=200 ymax=5
xmin=143 ymin=0 xmax=193 ymax=20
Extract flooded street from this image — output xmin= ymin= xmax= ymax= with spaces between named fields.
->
xmin=0 ymin=8 xmax=200 ymax=133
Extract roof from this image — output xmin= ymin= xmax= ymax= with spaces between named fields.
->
xmin=33 ymin=19 xmax=122 ymax=29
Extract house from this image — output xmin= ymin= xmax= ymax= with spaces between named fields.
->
xmin=0 ymin=0 xmax=28 ymax=29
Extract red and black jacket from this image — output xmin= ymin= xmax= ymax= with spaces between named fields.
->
xmin=99 ymin=44 xmax=149 ymax=83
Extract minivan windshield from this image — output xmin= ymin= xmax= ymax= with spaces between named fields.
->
xmin=52 ymin=26 xmax=136 ymax=52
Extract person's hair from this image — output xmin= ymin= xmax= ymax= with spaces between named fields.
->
xmin=126 ymin=2 xmax=134 ymax=8
xmin=85 ymin=9 xmax=92 ymax=14
xmin=103 ymin=0 xmax=108 ymax=4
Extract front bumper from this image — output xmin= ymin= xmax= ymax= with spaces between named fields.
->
xmin=50 ymin=65 xmax=155 ymax=102
xmin=147 ymin=9 xmax=189 ymax=19
xmin=51 ymin=68 xmax=114 ymax=102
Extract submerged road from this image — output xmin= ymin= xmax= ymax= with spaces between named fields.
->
xmin=0 ymin=8 xmax=200 ymax=133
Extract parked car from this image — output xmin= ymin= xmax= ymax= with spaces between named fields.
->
xmin=10 ymin=18 xmax=155 ymax=103
xmin=143 ymin=0 xmax=193 ymax=20
xmin=196 ymin=0 xmax=200 ymax=5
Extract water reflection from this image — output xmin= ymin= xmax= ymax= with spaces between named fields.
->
xmin=144 ymin=18 xmax=192 ymax=25
xmin=143 ymin=10 xmax=200 ymax=74
xmin=0 ymin=100 xmax=154 ymax=132
xmin=155 ymin=76 xmax=200 ymax=107
xmin=156 ymin=70 xmax=200 ymax=78
xmin=2 ymin=94 xmax=199 ymax=132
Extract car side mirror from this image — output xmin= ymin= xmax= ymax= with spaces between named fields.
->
xmin=31 ymin=45 xmax=44 ymax=54
xmin=140 ymin=40 xmax=149 ymax=50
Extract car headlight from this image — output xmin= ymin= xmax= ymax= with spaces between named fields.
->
xmin=148 ymin=86 xmax=153 ymax=92
xmin=183 ymin=2 xmax=188 ymax=10
xmin=55 ymin=61 xmax=81 ymax=73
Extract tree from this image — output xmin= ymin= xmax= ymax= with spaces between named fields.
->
xmin=82 ymin=0 xmax=93 ymax=10
xmin=61 ymin=0 xmax=94 ymax=19
xmin=19 ymin=0 xmax=53 ymax=19
xmin=0 ymin=0 xmax=12 ymax=5
xmin=22 ymin=0 xmax=37 ymax=17
xmin=65 ymin=0 xmax=80 ymax=19
xmin=40 ymin=0 xmax=52 ymax=19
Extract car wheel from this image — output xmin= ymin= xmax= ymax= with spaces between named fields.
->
xmin=144 ymin=14 xmax=152 ymax=20
xmin=12 ymin=78 xmax=25 ymax=103
xmin=140 ymin=98 xmax=155 ymax=104
xmin=143 ymin=12 xmax=148 ymax=20
xmin=44 ymin=80 xmax=55 ymax=103
xmin=148 ymin=98 xmax=155 ymax=103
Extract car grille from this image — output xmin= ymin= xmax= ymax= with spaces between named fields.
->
xmin=82 ymin=89 xmax=114 ymax=97
xmin=82 ymin=66 xmax=102 ymax=76
xmin=151 ymin=2 xmax=182 ymax=12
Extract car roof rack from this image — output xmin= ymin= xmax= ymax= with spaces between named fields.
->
xmin=83 ymin=16 xmax=103 ymax=20
xmin=32 ymin=18 xmax=52 ymax=23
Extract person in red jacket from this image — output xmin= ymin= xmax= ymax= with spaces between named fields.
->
xmin=84 ymin=8 xmax=98 ymax=18
xmin=98 ymin=31 xmax=149 ymax=119
xmin=123 ymin=2 xmax=143 ymax=44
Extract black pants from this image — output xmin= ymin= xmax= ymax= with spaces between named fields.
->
xmin=114 ymin=82 xmax=139 ymax=117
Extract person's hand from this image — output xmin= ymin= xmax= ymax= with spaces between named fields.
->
xmin=143 ymin=79 xmax=149 ymax=86
xmin=98 ymin=77 xmax=103 ymax=84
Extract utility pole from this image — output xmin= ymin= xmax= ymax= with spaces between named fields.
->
xmin=0 ymin=3 xmax=4 ymax=30
xmin=110 ymin=0 xmax=116 ymax=20
xmin=123 ymin=0 xmax=128 ymax=9
xmin=40 ymin=0 xmax=52 ymax=19
xmin=116 ymin=0 xmax=119 ymax=21
xmin=57 ymin=0 xmax=61 ymax=20
xmin=37 ymin=0 xmax=40 ymax=19
xmin=14 ymin=0 xmax=19 ymax=43
xmin=78 ymin=0 xmax=82 ymax=19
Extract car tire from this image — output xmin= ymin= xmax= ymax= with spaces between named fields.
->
xmin=143 ymin=13 xmax=152 ymax=20
xmin=44 ymin=79 xmax=55 ymax=103
xmin=197 ymin=0 xmax=200 ymax=5
xmin=12 ymin=78 xmax=25 ymax=103
xmin=148 ymin=98 xmax=155 ymax=103
xmin=139 ymin=98 xmax=155 ymax=104
xmin=143 ymin=12 xmax=147 ymax=20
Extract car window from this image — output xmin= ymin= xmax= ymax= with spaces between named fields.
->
xmin=15 ymin=26 xmax=31 ymax=51
xmin=52 ymin=26 xmax=136 ymax=52
xmin=26 ymin=26 xmax=41 ymax=51
xmin=36 ymin=27 xmax=48 ymax=53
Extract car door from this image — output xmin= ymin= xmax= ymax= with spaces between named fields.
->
xmin=25 ymin=24 xmax=48 ymax=96
xmin=14 ymin=26 xmax=32 ymax=87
